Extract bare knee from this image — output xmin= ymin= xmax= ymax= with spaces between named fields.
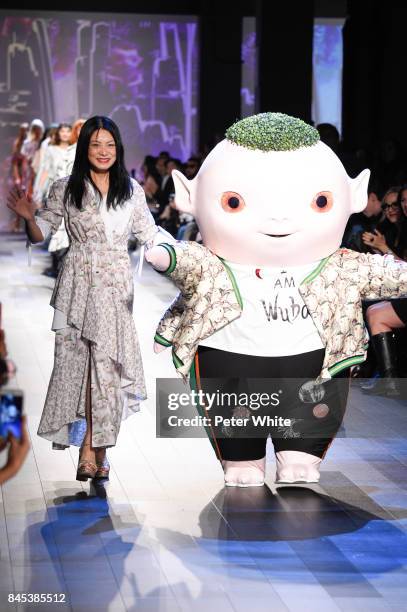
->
xmin=366 ymin=303 xmax=381 ymax=326
xmin=366 ymin=302 xmax=395 ymax=334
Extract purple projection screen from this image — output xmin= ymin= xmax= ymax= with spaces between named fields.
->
xmin=0 ymin=11 xmax=198 ymax=228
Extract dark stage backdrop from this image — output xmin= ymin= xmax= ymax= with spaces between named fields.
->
xmin=0 ymin=10 xmax=198 ymax=228
xmin=241 ymin=17 xmax=344 ymax=134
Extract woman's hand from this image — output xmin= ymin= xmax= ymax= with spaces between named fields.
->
xmin=6 ymin=187 xmax=36 ymax=221
xmin=0 ymin=416 xmax=30 ymax=485
xmin=362 ymin=230 xmax=388 ymax=253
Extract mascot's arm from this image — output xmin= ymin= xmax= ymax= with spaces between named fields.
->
xmin=359 ymin=252 xmax=407 ymax=299
xmin=146 ymin=241 xmax=210 ymax=352
xmin=154 ymin=293 xmax=185 ymax=353
xmin=146 ymin=240 xmax=208 ymax=289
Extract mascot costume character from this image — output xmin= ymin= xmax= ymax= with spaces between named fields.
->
xmin=146 ymin=113 xmax=407 ymax=487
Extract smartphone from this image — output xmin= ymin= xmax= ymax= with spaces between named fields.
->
xmin=0 ymin=390 xmax=23 ymax=443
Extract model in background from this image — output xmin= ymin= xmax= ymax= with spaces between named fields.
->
xmin=8 ymin=122 xmax=29 ymax=232
xmin=20 ymin=119 xmax=44 ymax=199
xmin=33 ymin=122 xmax=74 ymax=278
xmin=33 ymin=123 xmax=72 ymax=204
xmin=64 ymin=119 xmax=87 ymax=172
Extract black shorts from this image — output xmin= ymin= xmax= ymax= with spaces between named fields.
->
xmin=195 ymin=346 xmax=350 ymax=461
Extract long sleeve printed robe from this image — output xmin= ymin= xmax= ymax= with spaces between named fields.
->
xmin=36 ymin=177 xmax=159 ymax=448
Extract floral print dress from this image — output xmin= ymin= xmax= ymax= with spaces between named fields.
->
xmin=35 ymin=177 xmax=158 ymax=449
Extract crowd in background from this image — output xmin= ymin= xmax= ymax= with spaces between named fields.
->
xmin=6 ymin=118 xmax=204 ymax=260
xmin=9 ymin=119 xmax=407 ymax=249
xmin=140 ymin=150 xmax=201 ymax=240
xmin=4 ymin=119 xmax=407 ymax=395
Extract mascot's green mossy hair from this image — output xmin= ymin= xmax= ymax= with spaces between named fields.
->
xmin=225 ymin=112 xmax=320 ymax=152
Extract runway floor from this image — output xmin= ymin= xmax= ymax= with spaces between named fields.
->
xmin=1 ymin=233 xmax=407 ymax=612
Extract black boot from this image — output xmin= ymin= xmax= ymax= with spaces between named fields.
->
xmin=365 ymin=332 xmax=400 ymax=397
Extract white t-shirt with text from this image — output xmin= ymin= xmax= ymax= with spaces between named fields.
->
xmin=200 ymin=260 xmax=324 ymax=357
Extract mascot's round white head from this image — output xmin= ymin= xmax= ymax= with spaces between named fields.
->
xmin=172 ymin=112 xmax=370 ymax=267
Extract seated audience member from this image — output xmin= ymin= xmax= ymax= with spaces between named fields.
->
xmin=364 ymin=300 xmax=407 ymax=396
xmin=362 ymin=185 xmax=407 ymax=396
xmin=141 ymin=155 xmax=162 ymax=216
xmin=160 ymin=158 xmax=181 ymax=210
xmin=158 ymin=159 xmax=183 ymax=235
xmin=362 ymin=186 xmax=407 ymax=258
xmin=342 ymin=178 xmax=383 ymax=252
xmin=184 ymin=156 xmax=201 ymax=179
xmin=155 ymin=152 xmax=169 ymax=186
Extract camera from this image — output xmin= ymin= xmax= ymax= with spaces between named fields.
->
xmin=0 ymin=390 xmax=23 ymax=443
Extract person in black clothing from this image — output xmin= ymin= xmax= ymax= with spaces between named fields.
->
xmin=362 ymin=186 xmax=406 ymax=258
xmin=363 ymin=185 xmax=407 ymax=396
xmin=141 ymin=155 xmax=163 ymax=218
xmin=158 ymin=158 xmax=183 ymax=236
xmin=184 ymin=156 xmax=200 ymax=179
xmin=160 ymin=158 xmax=181 ymax=206
xmin=342 ymin=178 xmax=383 ymax=252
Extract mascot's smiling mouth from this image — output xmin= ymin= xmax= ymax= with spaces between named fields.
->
xmin=264 ymin=233 xmax=293 ymax=238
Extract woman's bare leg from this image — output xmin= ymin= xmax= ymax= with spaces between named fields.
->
xmin=366 ymin=301 xmax=405 ymax=334
xmin=80 ymin=352 xmax=96 ymax=463
xmin=81 ymin=346 xmax=107 ymax=466
xmin=365 ymin=301 xmax=404 ymax=395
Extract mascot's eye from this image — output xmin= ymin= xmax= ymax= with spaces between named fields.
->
xmin=311 ymin=191 xmax=333 ymax=213
xmin=221 ymin=191 xmax=246 ymax=213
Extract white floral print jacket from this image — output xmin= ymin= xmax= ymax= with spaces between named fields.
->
xmin=154 ymin=242 xmax=407 ymax=382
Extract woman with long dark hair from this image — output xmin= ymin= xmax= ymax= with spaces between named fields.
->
xmin=362 ymin=185 xmax=407 ymax=396
xmin=362 ymin=186 xmax=407 ymax=259
xmin=7 ymin=116 xmax=161 ymax=481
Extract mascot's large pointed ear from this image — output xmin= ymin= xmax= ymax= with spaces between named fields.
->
xmin=172 ymin=170 xmax=196 ymax=215
xmin=350 ymin=168 xmax=371 ymax=213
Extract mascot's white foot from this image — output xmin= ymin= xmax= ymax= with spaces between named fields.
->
xmin=222 ymin=458 xmax=266 ymax=487
xmin=275 ymin=451 xmax=321 ymax=484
